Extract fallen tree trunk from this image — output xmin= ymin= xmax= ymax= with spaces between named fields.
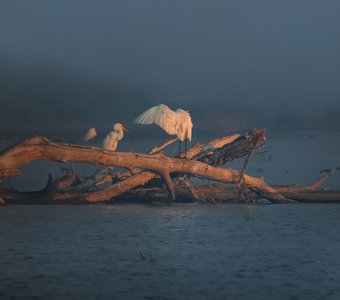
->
xmin=3 ymin=186 xmax=338 ymax=204
xmin=121 ymin=188 xmax=340 ymax=203
xmin=111 ymin=170 xmax=340 ymax=203
xmin=0 ymin=129 xmax=339 ymax=205
xmin=0 ymin=129 xmax=285 ymax=203
xmin=3 ymin=183 xmax=340 ymax=204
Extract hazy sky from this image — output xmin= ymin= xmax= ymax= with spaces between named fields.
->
xmin=1 ymin=0 xmax=340 ymax=140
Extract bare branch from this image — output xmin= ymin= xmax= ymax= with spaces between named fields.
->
xmin=0 ymin=132 xmax=285 ymax=203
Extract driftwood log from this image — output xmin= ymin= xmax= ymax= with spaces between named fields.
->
xmin=0 ymin=129 xmax=339 ymax=204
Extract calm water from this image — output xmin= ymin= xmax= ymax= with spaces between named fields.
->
xmin=1 ymin=203 xmax=340 ymax=300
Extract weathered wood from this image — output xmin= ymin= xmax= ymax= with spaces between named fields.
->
xmin=281 ymin=190 xmax=340 ymax=203
xmin=112 ymin=184 xmax=340 ymax=203
xmin=54 ymin=134 xmax=248 ymax=202
xmin=79 ymin=168 xmax=340 ymax=203
xmin=1 ymin=129 xmax=338 ymax=205
xmin=177 ymin=177 xmax=200 ymax=201
xmin=185 ymin=134 xmax=240 ymax=160
xmin=115 ymin=170 xmax=340 ymax=203
xmin=1 ymin=131 xmax=284 ymax=203
xmin=93 ymin=137 xmax=183 ymax=188
xmin=149 ymin=137 xmax=178 ymax=155
xmin=64 ymin=167 xmax=112 ymax=193
xmin=306 ymin=170 xmax=334 ymax=190
xmin=2 ymin=179 xmax=340 ymax=204
xmin=195 ymin=129 xmax=265 ymax=166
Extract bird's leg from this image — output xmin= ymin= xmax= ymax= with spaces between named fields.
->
xmin=178 ymin=140 xmax=182 ymax=157
xmin=185 ymin=139 xmax=187 ymax=159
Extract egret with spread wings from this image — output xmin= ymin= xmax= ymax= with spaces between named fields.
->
xmin=134 ymin=104 xmax=193 ymax=157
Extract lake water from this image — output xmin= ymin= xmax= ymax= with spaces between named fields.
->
xmin=1 ymin=203 xmax=340 ymax=299
xmin=1 ymin=131 xmax=340 ymax=299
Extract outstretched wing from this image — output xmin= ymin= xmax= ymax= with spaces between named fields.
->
xmin=134 ymin=104 xmax=178 ymax=135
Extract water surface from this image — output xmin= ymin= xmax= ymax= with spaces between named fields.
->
xmin=1 ymin=203 xmax=339 ymax=299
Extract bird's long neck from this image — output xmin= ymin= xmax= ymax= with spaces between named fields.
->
xmin=115 ymin=129 xmax=124 ymax=141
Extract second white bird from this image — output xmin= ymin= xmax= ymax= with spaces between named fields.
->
xmin=103 ymin=123 xmax=128 ymax=151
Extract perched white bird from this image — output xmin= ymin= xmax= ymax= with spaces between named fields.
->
xmin=83 ymin=128 xmax=97 ymax=142
xmin=134 ymin=104 xmax=193 ymax=157
xmin=103 ymin=123 xmax=128 ymax=151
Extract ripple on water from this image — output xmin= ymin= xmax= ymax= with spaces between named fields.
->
xmin=0 ymin=204 xmax=340 ymax=300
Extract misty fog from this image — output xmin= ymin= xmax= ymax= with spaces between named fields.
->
xmin=1 ymin=0 xmax=340 ymax=140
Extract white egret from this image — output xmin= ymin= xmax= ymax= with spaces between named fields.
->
xmin=134 ymin=104 xmax=193 ymax=157
xmin=103 ymin=123 xmax=128 ymax=151
xmin=83 ymin=128 xmax=97 ymax=142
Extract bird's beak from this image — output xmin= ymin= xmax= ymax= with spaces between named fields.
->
xmin=123 ymin=127 xmax=129 ymax=133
